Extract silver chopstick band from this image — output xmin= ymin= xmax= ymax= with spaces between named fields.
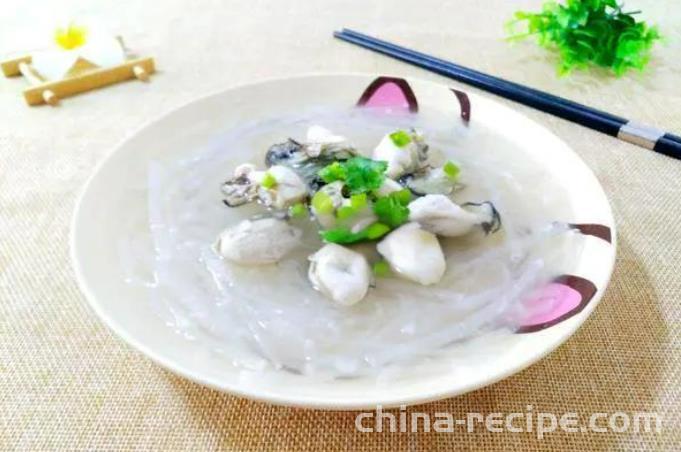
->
xmin=617 ymin=121 xmax=666 ymax=150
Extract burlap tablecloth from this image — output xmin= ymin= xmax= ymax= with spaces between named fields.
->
xmin=1 ymin=0 xmax=680 ymax=450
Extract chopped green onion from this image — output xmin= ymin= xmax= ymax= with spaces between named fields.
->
xmin=443 ymin=160 xmax=461 ymax=181
xmin=372 ymin=260 xmax=392 ymax=277
xmin=312 ymin=191 xmax=334 ymax=215
xmin=389 ymin=130 xmax=412 ymax=148
xmin=289 ymin=202 xmax=307 ymax=218
xmin=260 ymin=172 xmax=277 ymax=189
xmin=364 ymin=222 xmax=390 ymax=239
xmin=336 ymin=205 xmax=356 ymax=220
xmin=319 ymin=228 xmax=354 ymax=244
xmin=393 ymin=188 xmax=411 ymax=206
xmin=320 ymin=222 xmax=390 ymax=244
xmin=336 ymin=194 xmax=369 ymax=220
xmin=350 ymin=193 xmax=368 ymax=210
xmin=373 ymin=192 xmax=410 ymax=228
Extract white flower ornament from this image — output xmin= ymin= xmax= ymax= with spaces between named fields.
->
xmin=0 ymin=21 xmax=155 ymax=106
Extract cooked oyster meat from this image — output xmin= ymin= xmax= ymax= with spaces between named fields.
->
xmin=215 ymin=217 xmax=302 ymax=265
xmin=408 ymin=194 xmax=501 ymax=237
xmin=216 ymin=126 xmax=501 ymax=305
xmin=376 ymin=222 xmax=446 ymax=285
xmin=308 ymin=243 xmax=371 ymax=306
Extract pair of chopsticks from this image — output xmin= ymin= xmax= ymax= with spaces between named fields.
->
xmin=334 ymin=28 xmax=681 ymax=160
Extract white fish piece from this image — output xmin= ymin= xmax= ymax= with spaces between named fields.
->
xmin=377 ymin=222 xmax=445 ymax=285
xmin=408 ymin=194 xmax=497 ymax=237
xmin=215 ymin=218 xmax=302 ymax=265
xmin=372 ymin=130 xmax=427 ymax=179
xmin=250 ymin=165 xmax=308 ymax=209
xmin=308 ymin=243 xmax=372 ymax=306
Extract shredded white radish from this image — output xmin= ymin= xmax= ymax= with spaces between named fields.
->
xmin=121 ymin=109 xmax=583 ymax=378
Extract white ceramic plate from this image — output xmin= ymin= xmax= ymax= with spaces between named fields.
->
xmin=71 ymin=74 xmax=616 ymax=409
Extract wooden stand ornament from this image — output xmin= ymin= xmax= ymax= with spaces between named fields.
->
xmin=1 ymin=27 xmax=155 ymax=106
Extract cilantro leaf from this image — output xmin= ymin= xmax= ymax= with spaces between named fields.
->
xmin=506 ymin=0 xmax=661 ymax=77
xmin=342 ymin=157 xmax=388 ymax=194
xmin=318 ymin=161 xmax=346 ymax=183
xmin=373 ymin=190 xmax=411 ymax=228
xmin=317 ymin=157 xmax=387 ymax=194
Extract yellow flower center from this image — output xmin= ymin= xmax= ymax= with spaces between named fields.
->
xmin=54 ymin=24 xmax=88 ymax=50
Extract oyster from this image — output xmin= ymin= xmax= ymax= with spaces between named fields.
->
xmin=375 ymin=177 xmax=404 ymax=197
xmin=221 ymin=163 xmax=259 ymax=207
xmin=265 ymin=138 xmax=357 ymax=191
xmin=251 ymin=165 xmax=308 ymax=210
xmin=408 ymin=194 xmax=501 ymax=236
xmin=221 ymin=164 xmax=307 ymax=210
xmin=399 ymin=167 xmax=462 ymax=196
xmin=308 ymin=243 xmax=371 ymax=306
xmin=372 ymin=129 xmax=428 ymax=179
xmin=215 ymin=217 xmax=302 ymax=265
xmin=305 ymin=125 xmax=346 ymax=157
xmin=376 ymin=222 xmax=445 ymax=285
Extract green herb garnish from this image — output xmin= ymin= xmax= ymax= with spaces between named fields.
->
xmin=289 ymin=202 xmax=307 ymax=218
xmin=443 ymin=160 xmax=461 ymax=181
xmin=389 ymin=130 xmax=412 ymax=147
xmin=506 ymin=0 xmax=661 ymax=76
xmin=372 ymin=260 xmax=392 ymax=277
xmin=318 ymin=161 xmax=347 ymax=183
xmin=373 ymin=190 xmax=411 ymax=229
xmin=260 ymin=172 xmax=277 ymax=189
xmin=320 ymin=222 xmax=390 ymax=244
xmin=311 ymin=191 xmax=334 ymax=215
xmin=336 ymin=193 xmax=369 ymax=220
xmin=318 ymin=157 xmax=388 ymax=195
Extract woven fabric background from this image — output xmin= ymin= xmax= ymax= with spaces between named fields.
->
xmin=1 ymin=0 xmax=680 ymax=450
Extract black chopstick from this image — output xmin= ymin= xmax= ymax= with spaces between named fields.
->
xmin=337 ymin=28 xmax=681 ymax=156
xmin=334 ymin=29 xmax=681 ymax=160
xmin=340 ymin=29 xmax=625 ymax=124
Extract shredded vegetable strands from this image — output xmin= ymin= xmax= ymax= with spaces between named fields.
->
xmin=120 ymin=108 xmax=581 ymax=378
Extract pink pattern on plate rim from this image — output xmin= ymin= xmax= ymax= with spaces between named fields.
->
xmin=356 ymin=76 xmax=418 ymax=112
xmin=516 ymin=275 xmax=597 ymax=333
xmin=521 ymin=283 xmax=582 ymax=325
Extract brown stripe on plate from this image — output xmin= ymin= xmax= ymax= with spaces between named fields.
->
xmin=451 ymin=88 xmax=471 ymax=122
xmin=569 ymin=223 xmax=612 ymax=243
